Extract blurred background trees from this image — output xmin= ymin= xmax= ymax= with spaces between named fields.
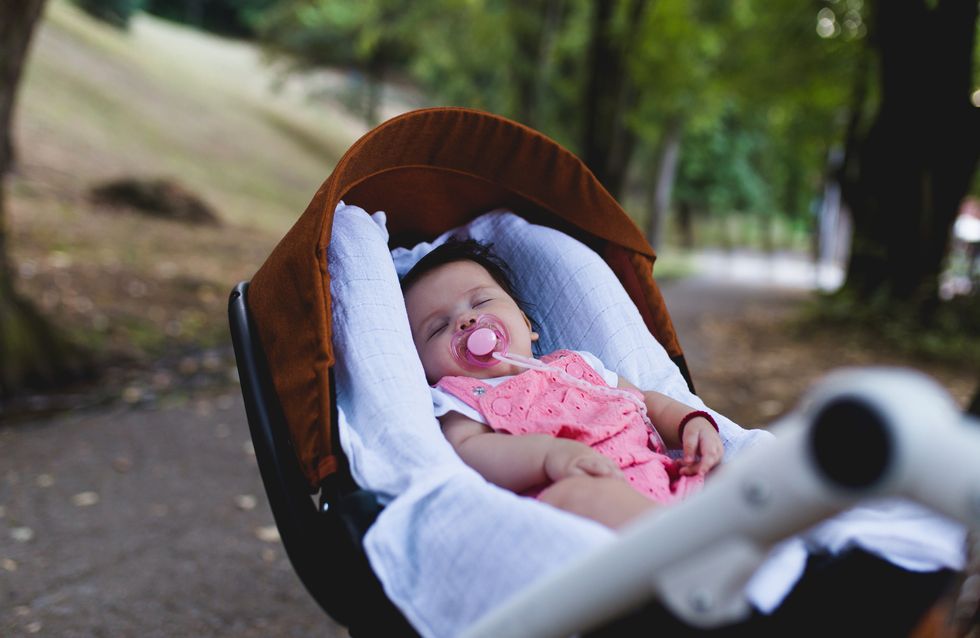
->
xmin=255 ymin=0 xmax=871 ymax=236
xmin=4 ymin=0 xmax=979 ymax=398
xmin=838 ymin=1 xmax=979 ymax=316
xmin=254 ymin=0 xmax=979 ymax=334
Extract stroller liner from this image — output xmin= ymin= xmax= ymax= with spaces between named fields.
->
xmin=233 ymin=108 xmax=969 ymax=636
xmin=246 ymin=107 xmax=691 ymax=491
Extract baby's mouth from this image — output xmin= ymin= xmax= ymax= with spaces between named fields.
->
xmin=450 ymin=314 xmax=510 ymax=369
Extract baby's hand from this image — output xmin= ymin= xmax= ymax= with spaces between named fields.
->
xmin=544 ymin=439 xmax=623 ymax=482
xmin=679 ymin=418 xmax=724 ymax=476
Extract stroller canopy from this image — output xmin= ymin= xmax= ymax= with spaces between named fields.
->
xmin=248 ymin=107 xmax=690 ymax=489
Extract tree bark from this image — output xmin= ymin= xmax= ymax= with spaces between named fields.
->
xmin=676 ymin=200 xmax=694 ymax=250
xmin=645 ymin=115 xmax=683 ymax=250
xmin=1 ymin=0 xmax=47 ymax=176
xmin=841 ymin=0 xmax=980 ymax=315
xmin=509 ymin=0 xmax=565 ymax=128
xmin=0 ymin=0 xmax=88 ymax=400
xmin=581 ymin=0 xmax=648 ymax=199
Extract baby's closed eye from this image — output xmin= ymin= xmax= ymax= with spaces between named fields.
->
xmin=427 ymin=323 xmax=448 ymax=340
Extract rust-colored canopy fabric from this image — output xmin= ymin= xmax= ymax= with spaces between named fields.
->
xmin=248 ymin=107 xmax=691 ymax=491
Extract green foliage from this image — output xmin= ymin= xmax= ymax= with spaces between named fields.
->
xmin=801 ymin=289 xmax=980 ymax=367
xmin=143 ymin=0 xmax=278 ymax=37
xmin=253 ymin=0 xmax=869 ymax=228
xmin=674 ymin=109 xmax=770 ymax=216
xmin=257 ymin=0 xmax=419 ymax=73
xmin=255 ymin=0 xmax=426 ymax=123
xmin=73 ymin=0 xmax=144 ymax=29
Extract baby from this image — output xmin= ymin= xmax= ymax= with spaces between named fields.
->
xmin=402 ymin=239 xmax=724 ymax=528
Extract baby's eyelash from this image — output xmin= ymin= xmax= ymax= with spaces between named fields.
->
xmin=474 ymin=298 xmax=491 ymax=307
xmin=427 ymin=323 xmax=448 ymax=340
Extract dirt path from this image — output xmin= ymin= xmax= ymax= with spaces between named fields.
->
xmin=0 ymin=395 xmax=342 ymax=637
xmin=661 ymin=266 xmax=977 ymax=428
xmin=1 ymin=273 xmax=974 ymax=637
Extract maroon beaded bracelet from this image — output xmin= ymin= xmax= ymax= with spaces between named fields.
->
xmin=677 ymin=410 xmax=719 ymax=440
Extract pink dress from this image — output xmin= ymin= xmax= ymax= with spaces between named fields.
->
xmin=435 ymin=350 xmax=703 ymax=504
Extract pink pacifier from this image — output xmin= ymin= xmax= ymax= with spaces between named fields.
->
xmin=450 ymin=314 xmax=510 ymax=368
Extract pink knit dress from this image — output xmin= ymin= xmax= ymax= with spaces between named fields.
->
xmin=435 ymin=350 xmax=703 ymax=503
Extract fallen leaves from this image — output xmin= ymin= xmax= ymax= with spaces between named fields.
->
xmin=71 ymin=491 xmax=100 ymax=507
xmin=112 ymin=457 xmax=132 ymax=473
xmin=234 ymin=495 xmax=257 ymax=511
xmin=254 ymin=525 xmax=279 ymax=543
xmin=10 ymin=527 xmax=35 ymax=543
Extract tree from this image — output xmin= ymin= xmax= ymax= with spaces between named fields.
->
xmin=144 ymin=0 xmax=277 ymax=37
xmin=1 ymin=1 xmax=46 ymax=176
xmin=631 ymin=0 xmax=862 ymax=249
xmin=74 ymin=0 xmax=144 ymax=29
xmin=1 ymin=0 xmax=87 ymax=400
xmin=257 ymin=0 xmax=421 ymax=125
xmin=627 ymin=0 xmax=729 ymax=248
xmin=839 ymin=0 xmax=980 ymax=316
xmin=580 ymin=0 xmax=649 ymax=199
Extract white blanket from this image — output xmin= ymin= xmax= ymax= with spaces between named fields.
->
xmin=327 ymin=204 xmax=965 ymax=637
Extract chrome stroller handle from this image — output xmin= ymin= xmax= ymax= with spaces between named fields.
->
xmin=462 ymin=368 xmax=980 ymax=638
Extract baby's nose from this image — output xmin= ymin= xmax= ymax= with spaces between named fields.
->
xmin=458 ymin=315 xmax=477 ymax=331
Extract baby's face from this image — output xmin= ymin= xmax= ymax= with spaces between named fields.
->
xmin=404 ymin=260 xmax=537 ymax=384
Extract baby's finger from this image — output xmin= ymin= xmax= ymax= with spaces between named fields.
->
xmin=701 ymin=442 xmax=724 ymax=470
xmin=679 ymin=462 xmax=701 ymax=476
xmin=577 ymin=456 xmax=618 ymax=477
xmin=703 ymin=448 xmax=723 ymax=469
xmin=682 ymin=430 xmax=701 ymax=463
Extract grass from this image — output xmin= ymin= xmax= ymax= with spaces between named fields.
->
xmin=651 ymin=251 xmax=697 ymax=282
xmin=6 ymin=1 xmax=375 ymax=382
xmin=20 ymin=0 xmax=361 ymax=231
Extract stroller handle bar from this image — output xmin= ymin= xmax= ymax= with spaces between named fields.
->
xmin=462 ymin=368 xmax=980 ymax=638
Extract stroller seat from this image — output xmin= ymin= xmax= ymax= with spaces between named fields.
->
xmin=229 ymin=108 xmax=974 ymax=637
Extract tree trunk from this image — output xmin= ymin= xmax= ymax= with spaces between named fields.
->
xmin=509 ymin=0 xmax=565 ymax=128
xmin=364 ymin=60 xmax=384 ymax=127
xmin=0 ymin=186 xmax=88 ymax=400
xmin=676 ymin=200 xmax=695 ymax=250
xmin=0 ymin=0 xmax=89 ymax=401
xmin=645 ymin=116 xmax=683 ymax=250
xmin=1 ymin=0 xmax=47 ymax=176
xmin=840 ymin=0 xmax=980 ymax=316
xmin=581 ymin=0 xmax=648 ymax=199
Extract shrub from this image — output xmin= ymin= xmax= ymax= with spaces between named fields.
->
xmin=74 ymin=0 xmax=144 ymax=29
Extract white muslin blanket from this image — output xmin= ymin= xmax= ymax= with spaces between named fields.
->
xmin=327 ymin=204 xmax=965 ymax=637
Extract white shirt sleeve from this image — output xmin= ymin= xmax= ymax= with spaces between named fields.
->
xmin=430 ymin=386 xmax=487 ymax=424
xmin=574 ymin=350 xmax=619 ymax=387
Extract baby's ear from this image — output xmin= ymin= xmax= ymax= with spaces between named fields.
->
xmin=522 ymin=312 xmax=539 ymax=342
xmin=522 ymin=312 xmax=534 ymax=331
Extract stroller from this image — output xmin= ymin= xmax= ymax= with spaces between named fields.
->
xmin=229 ymin=107 xmax=979 ymax=637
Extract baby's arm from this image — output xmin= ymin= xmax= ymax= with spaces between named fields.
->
xmin=439 ymin=411 xmax=622 ymax=493
xmin=617 ymin=377 xmax=724 ymax=476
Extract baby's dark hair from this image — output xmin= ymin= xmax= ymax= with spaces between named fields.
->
xmin=400 ymin=238 xmax=536 ymax=327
